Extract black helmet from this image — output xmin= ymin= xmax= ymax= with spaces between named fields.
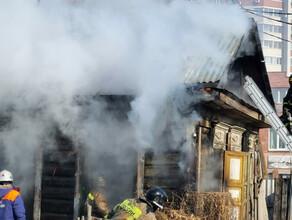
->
xmin=145 ymin=187 xmax=168 ymax=210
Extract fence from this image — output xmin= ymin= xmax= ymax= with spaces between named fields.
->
xmin=263 ymin=174 xmax=292 ymax=220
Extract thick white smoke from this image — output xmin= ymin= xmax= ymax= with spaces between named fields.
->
xmin=0 ymin=0 xmax=250 ymax=215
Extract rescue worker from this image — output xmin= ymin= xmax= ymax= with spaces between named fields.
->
xmin=282 ymin=75 xmax=292 ymax=133
xmin=0 ymin=170 xmax=26 ymax=220
xmin=85 ymin=176 xmax=110 ymax=219
xmin=108 ymin=187 xmax=168 ymax=220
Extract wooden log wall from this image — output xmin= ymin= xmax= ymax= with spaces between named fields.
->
xmin=144 ymin=151 xmax=187 ymax=195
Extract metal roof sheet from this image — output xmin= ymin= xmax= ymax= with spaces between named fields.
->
xmin=184 ymin=33 xmax=242 ymax=84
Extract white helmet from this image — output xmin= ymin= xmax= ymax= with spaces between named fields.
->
xmin=0 ymin=170 xmax=13 ymax=182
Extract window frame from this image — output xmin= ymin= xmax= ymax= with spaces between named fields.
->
xmin=271 ymin=87 xmax=287 ymax=104
xmin=269 ymin=128 xmax=288 ymax=151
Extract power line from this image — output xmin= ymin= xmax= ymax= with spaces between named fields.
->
xmin=263 ymin=31 xmax=292 ymax=44
xmin=246 ymin=8 xmax=292 ymax=16
xmin=247 ymin=10 xmax=292 ymax=25
xmin=238 ymin=6 xmax=292 ymax=43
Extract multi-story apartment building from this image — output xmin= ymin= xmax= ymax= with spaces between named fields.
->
xmin=240 ymin=0 xmax=292 ymax=176
xmin=240 ymin=0 xmax=291 ymax=73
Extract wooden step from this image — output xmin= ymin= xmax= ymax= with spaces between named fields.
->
xmin=43 ymin=161 xmax=76 ymax=171
xmin=41 ymin=198 xmax=73 ymax=214
xmin=39 ymin=149 xmax=78 ymax=218
xmin=43 ymin=151 xmax=76 ymax=163
xmin=41 ymin=213 xmax=73 ymax=220
xmin=42 ymin=176 xmax=75 ymax=188
xmin=42 ymin=187 xmax=74 ymax=200
xmin=42 ymin=165 xmax=76 ymax=177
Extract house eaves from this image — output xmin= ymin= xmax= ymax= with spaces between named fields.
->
xmin=199 ymin=89 xmax=270 ymax=128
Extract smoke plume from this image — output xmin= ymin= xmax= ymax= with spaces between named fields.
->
xmin=0 ymin=0 xmax=250 ymax=216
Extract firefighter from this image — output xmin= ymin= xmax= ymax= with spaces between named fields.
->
xmin=108 ymin=187 xmax=168 ymax=220
xmin=0 ymin=170 xmax=26 ymax=220
xmin=85 ymin=176 xmax=110 ymax=219
xmin=282 ymin=75 xmax=292 ymax=133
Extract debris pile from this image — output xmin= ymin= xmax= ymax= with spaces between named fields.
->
xmin=156 ymin=190 xmax=235 ymax=220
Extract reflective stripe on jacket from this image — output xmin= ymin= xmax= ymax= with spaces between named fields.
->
xmin=85 ymin=190 xmax=109 ymax=219
xmin=0 ymin=188 xmax=26 ymax=220
xmin=283 ymin=87 xmax=292 ymax=111
xmin=110 ymin=198 xmax=156 ymax=220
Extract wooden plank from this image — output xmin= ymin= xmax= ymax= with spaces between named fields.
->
xmin=43 ymin=161 xmax=76 ymax=169
xmin=258 ymin=135 xmax=269 ymax=179
xmin=281 ymin=178 xmax=288 ymax=220
xmin=144 ymin=153 xmax=181 ymax=165
xmin=43 ymin=165 xmax=76 ymax=177
xmin=219 ymin=93 xmax=261 ymax=121
xmin=74 ymin=151 xmax=81 ymax=220
xmin=258 ymin=181 xmax=269 ymax=220
xmin=33 ymin=148 xmax=43 ymax=220
xmin=42 ymin=187 xmax=74 ymax=198
xmin=219 ymin=150 xmax=224 ymax=192
xmin=41 ymin=198 xmax=74 ymax=214
xmin=288 ymin=174 xmax=292 ymax=220
xmin=199 ymin=118 xmax=211 ymax=129
xmin=87 ymin=205 xmax=92 ymax=220
xmin=41 ymin=213 xmax=73 ymax=220
xmin=136 ymin=153 xmax=145 ymax=197
xmin=187 ymin=123 xmax=198 ymax=186
xmin=143 ymin=151 xmax=186 ymax=191
xmin=196 ymin=126 xmax=202 ymax=191
xmin=274 ymin=178 xmax=282 ymax=220
xmin=144 ymin=177 xmax=185 ymax=189
xmin=250 ymin=153 xmax=257 ymax=220
xmin=246 ymin=154 xmax=251 ymax=220
xmin=42 ymin=176 xmax=75 ymax=188
xmin=43 ymin=151 xmax=76 ymax=163
xmin=206 ymin=94 xmax=270 ymax=128
xmin=144 ymin=166 xmax=182 ymax=177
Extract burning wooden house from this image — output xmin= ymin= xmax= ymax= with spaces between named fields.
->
xmin=137 ymin=21 xmax=272 ymax=220
xmin=29 ymin=18 xmax=273 ymax=220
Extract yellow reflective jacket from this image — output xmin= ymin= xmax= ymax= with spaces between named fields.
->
xmin=110 ymin=198 xmax=157 ymax=220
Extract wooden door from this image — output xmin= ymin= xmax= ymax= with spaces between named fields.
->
xmin=224 ymin=151 xmax=247 ymax=220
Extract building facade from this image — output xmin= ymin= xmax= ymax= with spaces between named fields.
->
xmin=240 ymin=0 xmax=291 ymax=74
xmin=240 ymin=1 xmax=292 ymax=177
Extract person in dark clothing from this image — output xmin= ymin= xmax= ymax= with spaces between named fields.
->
xmin=0 ymin=170 xmax=26 ymax=220
xmin=281 ymin=75 xmax=292 ymax=133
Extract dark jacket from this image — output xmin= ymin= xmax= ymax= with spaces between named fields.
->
xmin=0 ymin=187 xmax=26 ymax=220
xmin=283 ymin=87 xmax=292 ymax=113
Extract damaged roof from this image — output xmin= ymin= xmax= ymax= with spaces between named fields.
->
xmin=184 ymin=34 xmax=242 ymax=84
xmin=184 ymin=18 xmax=275 ymax=108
